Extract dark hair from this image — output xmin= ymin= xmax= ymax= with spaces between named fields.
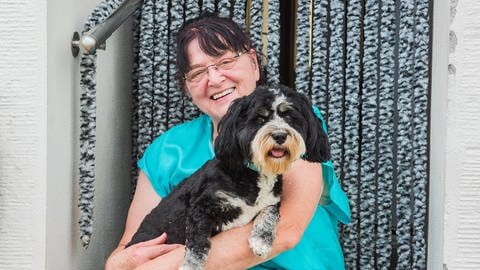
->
xmin=175 ymin=12 xmax=266 ymax=91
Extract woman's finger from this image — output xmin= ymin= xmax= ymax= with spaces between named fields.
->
xmin=134 ymin=233 xmax=168 ymax=247
xmin=142 ymin=244 xmax=184 ymax=260
xmin=128 ymin=243 xmax=184 ymax=266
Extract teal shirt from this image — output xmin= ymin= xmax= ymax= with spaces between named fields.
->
xmin=138 ymin=108 xmax=350 ymax=270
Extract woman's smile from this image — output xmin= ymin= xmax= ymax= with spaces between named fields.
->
xmin=211 ymin=87 xmax=235 ymax=100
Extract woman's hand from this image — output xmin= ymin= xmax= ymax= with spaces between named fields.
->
xmin=105 ymin=171 xmax=170 ymax=269
xmin=105 ymin=233 xmax=183 ymax=270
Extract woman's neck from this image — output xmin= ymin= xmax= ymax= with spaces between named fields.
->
xmin=211 ymin=121 xmax=219 ymax=143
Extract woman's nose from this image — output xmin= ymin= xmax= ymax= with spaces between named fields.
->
xmin=207 ymin=68 xmax=225 ymax=86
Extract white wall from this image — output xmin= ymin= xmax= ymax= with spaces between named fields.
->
xmin=0 ymin=0 xmax=47 ymax=269
xmin=443 ymin=0 xmax=480 ymax=269
xmin=0 ymin=0 xmax=133 ymax=268
xmin=429 ymin=0 xmax=449 ymax=269
xmin=46 ymin=0 xmax=134 ymax=269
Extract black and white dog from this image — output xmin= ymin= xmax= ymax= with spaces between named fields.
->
xmin=127 ymin=84 xmax=330 ymax=269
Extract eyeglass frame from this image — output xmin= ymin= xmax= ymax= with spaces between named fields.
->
xmin=183 ymin=50 xmax=249 ymax=83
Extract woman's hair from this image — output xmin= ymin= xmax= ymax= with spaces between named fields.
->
xmin=175 ymin=12 xmax=266 ymax=91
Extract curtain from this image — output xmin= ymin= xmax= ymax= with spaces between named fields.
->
xmin=294 ymin=0 xmax=431 ymax=269
xmin=78 ymin=0 xmax=125 ymax=247
xmin=79 ymin=0 xmax=432 ymax=268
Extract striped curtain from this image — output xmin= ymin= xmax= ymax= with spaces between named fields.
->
xmin=78 ymin=0 xmax=125 ymax=247
xmin=79 ymin=0 xmax=432 ymax=268
xmin=294 ymin=0 xmax=431 ymax=269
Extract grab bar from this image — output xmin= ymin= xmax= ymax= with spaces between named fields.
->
xmin=72 ymin=0 xmax=143 ymax=56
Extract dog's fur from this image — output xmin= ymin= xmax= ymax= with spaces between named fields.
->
xmin=127 ymin=84 xmax=330 ymax=270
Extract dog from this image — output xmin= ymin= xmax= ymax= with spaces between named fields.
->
xmin=127 ymin=84 xmax=330 ymax=270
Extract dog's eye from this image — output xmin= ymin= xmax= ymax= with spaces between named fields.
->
xmin=255 ymin=108 xmax=270 ymax=124
xmin=278 ymin=110 xmax=294 ymax=121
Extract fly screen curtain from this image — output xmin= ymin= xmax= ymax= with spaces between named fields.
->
xmin=294 ymin=0 xmax=431 ymax=269
xmin=78 ymin=0 xmax=124 ymax=247
xmin=78 ymin=0 xmax=432 ymax=268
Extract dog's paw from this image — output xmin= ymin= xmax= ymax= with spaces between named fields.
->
xmin=180 ymin=261 xmax=203 ymax=270
xmin=248 ymin=235 xmax=272 ymax=257
xmin=179 ymin=265 xmax=195 ymax=270
xmin=181 ymin=248 xmax=207 ymax=270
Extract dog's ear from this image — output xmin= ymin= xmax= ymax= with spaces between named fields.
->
xmin=214 ymin=96 xmax=250 ymax=168
xmin=297 ymin=93 xmax=331 ymax=163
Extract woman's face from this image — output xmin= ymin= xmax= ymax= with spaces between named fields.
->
xmin=184 ymin=39 xmax=260 ymax=127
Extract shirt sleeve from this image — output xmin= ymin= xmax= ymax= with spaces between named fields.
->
xmin=312 ymin=106 xmax=351 ymax=224
xmin=137 ymin=115 xmax=215 ymax=199
xmin=137 ymin=134 xmax=172 ymax=198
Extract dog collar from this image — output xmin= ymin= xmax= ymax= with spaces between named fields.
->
xmin=244 ymin=161 xmax=260 ymax=172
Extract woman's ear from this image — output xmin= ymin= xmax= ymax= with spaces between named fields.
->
xmin=184 ymin=89 xmax=192 ymax=99
xmin=249 ymin=48 xmax=260 ymax=82
xmin=181 ymin=81 xmax=192 ymax=99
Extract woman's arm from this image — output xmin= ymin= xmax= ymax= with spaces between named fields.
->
xmin=105 ymin=171 xmax=183 ymax=270
xmin=136 ymin=159 xmax=324 ymax=270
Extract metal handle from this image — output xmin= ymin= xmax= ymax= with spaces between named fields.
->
xmin=72 ymin=0 xmax=143 ymax=56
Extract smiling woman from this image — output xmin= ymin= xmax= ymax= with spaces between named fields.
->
xmin=176 ymin=13 xmax=262 ymax=128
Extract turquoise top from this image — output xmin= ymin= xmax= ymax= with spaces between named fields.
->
xmin=138 ymin=107 xmax=350 ymax=270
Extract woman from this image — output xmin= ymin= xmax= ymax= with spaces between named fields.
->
xmin=106 ymin=12 xmax=350 ymax=270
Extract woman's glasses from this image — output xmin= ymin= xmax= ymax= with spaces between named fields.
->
xmin=185 ymin=51 xmax=247 ymax=83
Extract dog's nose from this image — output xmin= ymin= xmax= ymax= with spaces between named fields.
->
xmin=272 ymin=132 xmax=287 ymax=144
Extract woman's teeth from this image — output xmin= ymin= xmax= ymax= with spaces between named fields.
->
xmin=211 ymin=88 xmax=234 ymax=100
